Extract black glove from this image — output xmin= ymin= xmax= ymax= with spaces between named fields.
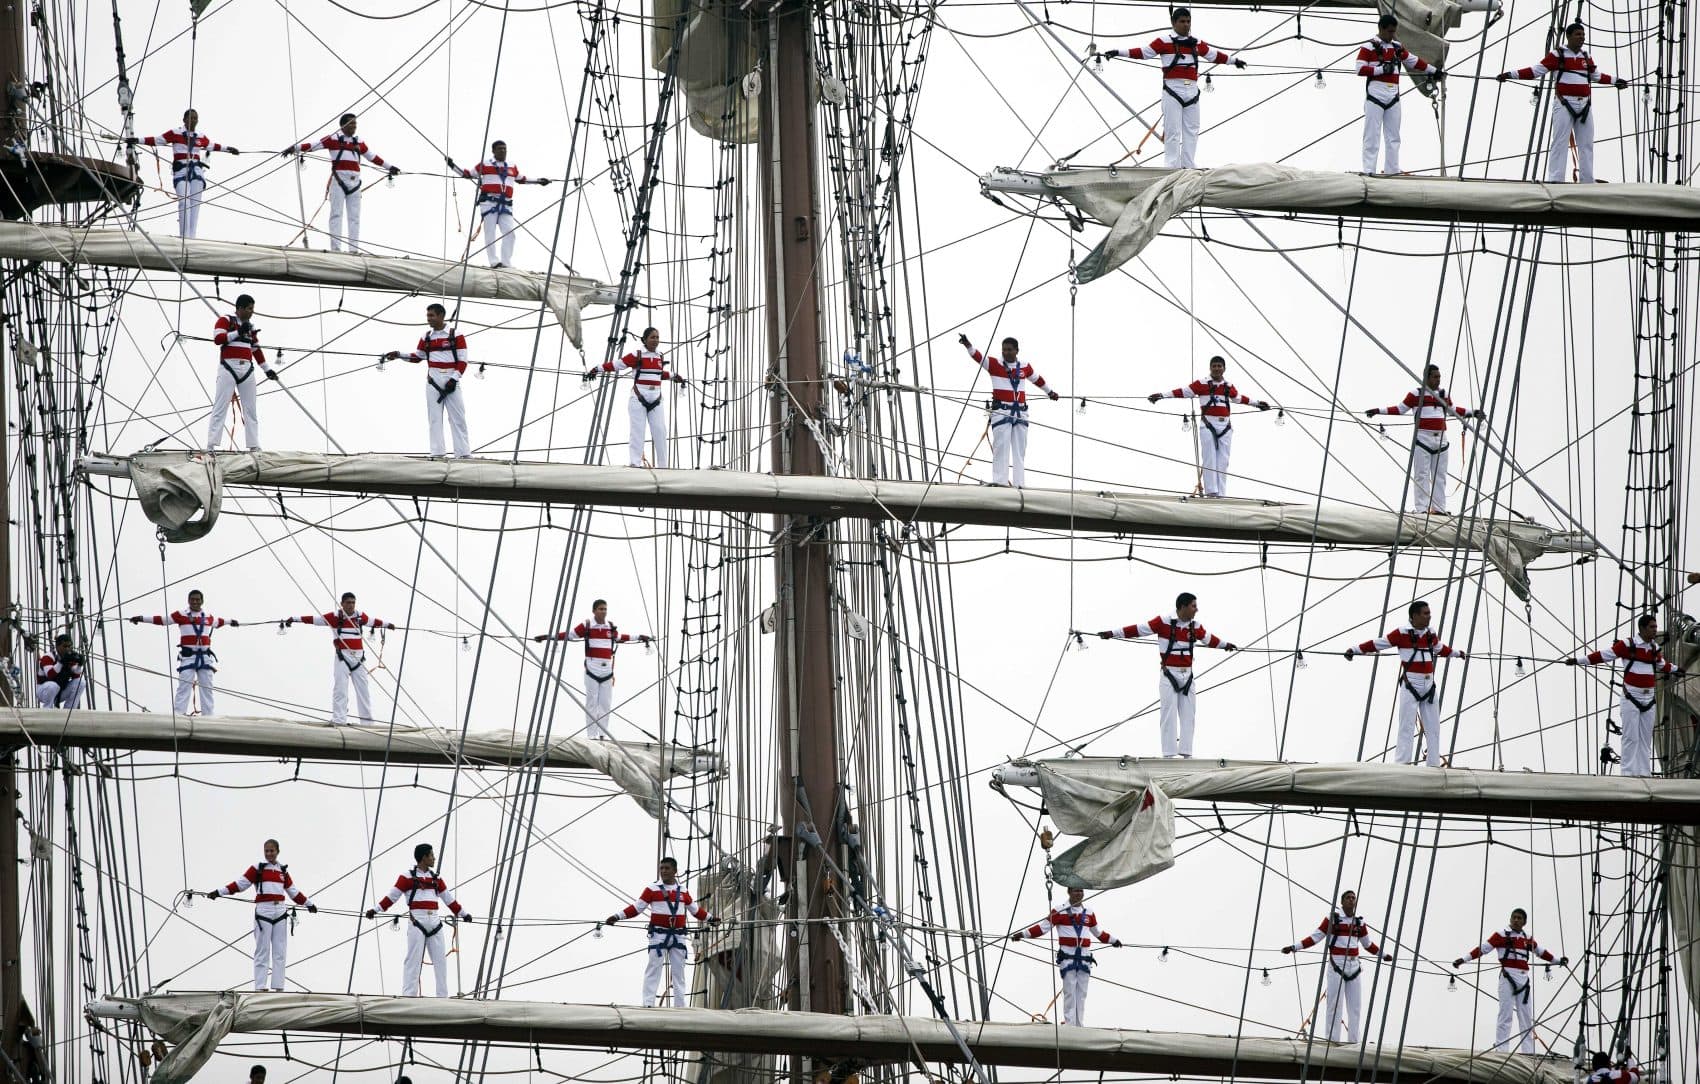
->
xmin=365 ymin=908 xmax=378 ymax=919
xmin=1221 ymin=643 xmax=1239 ymax=652
xmin=957 ymin=333 xmax=970 ymax=346
xmin=1047 ymin=390 xmax=1060 ymax=401
xmin=1495 ymin=72 xmax=1510 ymax=82
xmin=206 ymin=890 xmax=220 ymax=900
xmin=536 ymin=178 xmax=553 ymax=186
xmin=673 ymin=375 xmax=688 ymax=387
xmin=1256 ymin=401 xmax=1271 ymax=410
xmin=129 ymin=616 xmax=142 ymax=624
xmin=605 ymin=914 xmax=622 ymax=925
xmin=1431 ymin=71 xmax=1445 ymax=81
xmin=1382 ymin=953 xmax=1395 ymax=962
xmin=387 ymin=165 xmax=401 ymax=177
xmin=445 ymin=377 xmax=459 ymax=395
xmin=1343 ymin=649 xmax=1356 ymax=660
xmin=1008 ymin=932 xmax=1022 ymax=942
xmin=1111 ymin=939 xmax=1122 ymax=948
xmin=582 ymin=368 xmax=600 ymax=383
xmin=284 ymin=617 xmax=294 ymax=627
xmin=1233 ymin=58 xmax=1247 ymax=69
xmin=124 ymin=137 xmax=138 ymax=146
xmin=229 ymin=620 xmax=241 ymax=628
xmin=1280 ymin=945 xmax=1294 ymax=954
xmin=1473 ymin=410 xmax=1489 ymax=422
xmin=533 ymin=634 xmax=549 ymax=642
xmin=1097 ymin=631 xmax=1113 ymax=639
xmin=445 ymin=156 xmax=459 ymax=171
xmin=306 ymin=904 xmax=318 ymax=914
xmin=1452 ymin=957 xmax=1465 ymax=968
xmin=639 ymin=635 xmax=653 ymax=644
xmin=1148 ymin=393 xmax=1164 ymax=403
xmin=227 ymin=147 xmax=241 ymax=155
xmin=61 ymin=651 xmax=83 ymax=667
xmin=1364 ymin=408 xmax=1378 ymax=418
xmin=1615 ymin=77 xmax=1629 ymax=89
xmin=1564 ymin=657 xmax=1577 ymax=666
xmin=1558 ymin=956 xmax=1569 ymax=966
xmin=265 ymin=369 xmax=280 ymax=382
xmin=461 ymin=914 xmax=475 ymax=924
xmin=706 ymin=916 xmax=720 ymax=927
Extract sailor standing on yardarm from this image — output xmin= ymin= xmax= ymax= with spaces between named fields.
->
xmin=958 ymin=332 xmax=1061 ymax=488
xmin=533 ymin=599 xmax=652 ymax=739
xmin=448 ymin=140 xmax=551 ymax=268
xmin=1147 ymin=355 xmax=1269 ymax=497
xmin=1453 ymin=908 xmax=1565 ymax=1054
xmin=1099 ymin=7 xmax=1245 ymax=168
xmin=283 ymin=113 xmax=399 ymax=253
xmin=207 ymin=838 xmax=317 ymax=992
xmin=1097 ymin=592 xmax=1239 ymax=758
xmin=286 ymin=592 xmax=398 ymax=725
xmin=207 ymin=294 xmax=279 ymax=452
xmin=1357 ymin=15 xmax=1440 ymax=175
xmin=1499 ymin=23 xmax=1627 ymax=184
xmin=1568 ymin=613 xmax=1685 ymax=778
xmin=130 ymin=589 xmax=239 ymax=715
xmin=591 ymin=327 xmax=688 ymax=468
xmin=367 ymin=842 xmax=473 ymax=998
xmin=606 ymin=856 xmax=719 ymax=1007
xmin=1281 ymin=889 xmax=1393 ymax=1044
xmin=1008 ymin=886 xmax=1122 ymax=1026
xmin=1344 ymin=599 xmax=1468 ymax=767
xmin=385 ymin=303 xmax=471 ymax=459
xmin=127 ymin=109 xmax=239 ymax=238
xmin=1365 ymin=364 xmax=1483 ymax=515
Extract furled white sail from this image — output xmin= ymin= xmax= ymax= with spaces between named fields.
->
xmin=3 ymin=710 xmax=715 ymax=817
xmin=979 ymin=165 xmax=1700 ymax=283
xmin=0 ymin=223 xmax=612 ymax=346
xmin=87 ymin=991 xmax=1572 ymax=1084
xmin=83 ymin=451 xmax=1595 ymax=600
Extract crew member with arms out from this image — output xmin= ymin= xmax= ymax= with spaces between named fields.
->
xmin=283 ymin=113 xmax=399 ymax=253
xmin=1498 ymin=22 xmax=1627 ymax=184
xmin=286 ymin=592 xmax=398 ymax=725
xmin=35 ymin=633 xmax=84 ymax=709
xmin=1452 ymin=907 xmax=1565 ymax=1053
xmin=366 ymin=842 xmax=473 ymax=998
xmin=958 ymin=332 xmax=1061 ymax=488
xmin=1097 ymin=592 xmax=1239 ymax=758
xmin=590 ymin=327 xmax=687 ymax=467
xmin=1099 ymin=7 xmax=1245 ymax=168
xmin=385 ymin=303 xmax=471 ymax=459
xmin=1357 ymin=15 xmax=1440 ymax=175
xmin=1344 ymin=599 xmax=1468 ymax=767
xmin=129 ymin=589 xmax=238 ymax=715
xmin=1147 ymin=355 xmax=1269 ymax=497
xmin=127 ymin=109 xmax=239 ymax=238
xmin=1365 ymin=364 xmax=1483 ymax=515
xmin=206 ymin=838 xmax=317 ymax=992
xmin=533 ymin=598 xmax=652 ymax=739
xmin=1009 ymin=886 xmax=1122 ymax=1026
xmin=448 ymin=140 xmax=551 ymax=268
xmin=1568 ymin=614 xmax=1685 ymax=777
xmin=207 ymin=294 xmax=278 ymax=452
xmin=606 ymin=856 xmax=719 ymax=1007
xmin=1280 ymin=889 xmax=1392 ymax=1044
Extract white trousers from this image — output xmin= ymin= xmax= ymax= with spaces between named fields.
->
xmin=1157 ymin=671 xmax=1197 ymax=757
xmin=252 ymin=911 xmax=289 ymax=991
xmin=173 ymin=174 xmax=206 ymax=238
xmin=628 ymin=392 xmax=669 ymax=467
xmin=35 ymin=678 xmax=83 ymax=709
xmin=1323 ymin=964 xmax=1363 ymax=1042
xmin=1395 ymin=678 xmax=1442 ymax=766
xmin=480 ymin=208 xmax=518 ymax=267
xmin=328 ymin=176 xmax=363 ymax=253
xmin=1546 ymin=100 xmax=1595 ymax=183
xmin=643 ymin=942 xmax=689 ymax=1006
xmin=584 ymin=663 xmax=614 ymax=739
xmin=1199 ymin=421 xmax=1232 ymax=496
xmin=1059 ymin=967 xmax=1091 ymax=1025
xmin=1362 ymin=85 xmax=1403 ymax=174
xmin=1494 ymin=969 xmax=1536 ymax=1053
xmin=990 ymin=414 xmax=1029 ymax=487
xmin=207 ymin=364 xmax=261 ymax=451
xmin=402 ymin=917 xmax=450 ymax=997
xmin=1619 ymin=694 xmax=1655 ymax=777
xmin=426 ymin=379 xmax=471 ymax=457
xmin=1160 ymin=81 xmax=1201 ymax=168
xmin=1410 ymin=431 xmax=1449 ymax=513
xmin=330 ymin=652 xmax=373 ymax=724
xmin=174 ymin=666 xmax=215 ymax=715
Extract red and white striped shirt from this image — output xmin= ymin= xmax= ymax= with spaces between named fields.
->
xmin=301 ymin=611 xmax=393 ymax=654
xmin=458 ymin=157 xmax=529 ymax=201
xmin=1292 ymin=910 xmax=1383 ymax=959
xmin=404 ymin=329 xmax=469 ymax=375
xmin=377 ymin=867 xmax=465 ymax=915
xmin=141 ymin=611 xmax=228 ymax=653
xmin=295 ymin=133 xmax=392 ymax=175
xmin=1169 ymin=379 xmax=1253 ymax=419
xmin=963 ymin=341 xmax=1051 ymax=407
xmin=1357 ymin=37 xmax=1432 ymax=85
xmin=219 ymin=861 xmax=313 ymax=907
xmin=1465 ymin=927 xmax=1556 ymax=972
xmin=214 ymin=314 xmax=268 ymax=369
xmin=1108 ymin=34 xmax=1235 ymax=81
xmin=617 ymin=880 xmax=714 ymax=928
xmin=1577 ymin=637 xmax=1674 ymax=692
xmin=1023 ymin=905 xmax=1116 ymax=949
xmin=1586 ymin=1067 xmax=1641 ymax=1084
xmin=37 ymin=652 xmax=81 ymax=684
xmin=140 ymin=127 xmax=227 ymax=171
xmin=548 ymin=619 xmax=632 ymax=663
xmin=1375 ymin=387 xmax=1473 ymax=432
xmin=1110 ymin=614 xmax=1223 ymax=670
xmin=1511 ymin=48 xmax=1614 ymax=98
xmin=1349 ymin=626 xmax=1461 ymax=679
xmin=603 ymin=349 xmax=674 ymax=400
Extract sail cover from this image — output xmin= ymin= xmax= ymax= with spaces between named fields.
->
xmin=1006 ymin=758 xmax=1700 ymax=888
xmin=979 ymin=165 xmax=1700 ymax=284
xmin=90 ymin=990 xmax=1572 ymax=1084
xmin=652 ymin=0 xmax=760 ymax=143
xmin=0 ymin=223 xmax=612 ymax=347
xmin=85 ymin=451 xmax=1595 ymax=600
xmin=0 ymin=710 xmax=715 ymax=818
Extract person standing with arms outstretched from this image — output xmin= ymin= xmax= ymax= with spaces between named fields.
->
xmin=1357 ymin=15 xmax=1440 ymax=175
xmin=1452 ymin=908 xmax=1565 ymax=1053
xmin=590 ymin=327 xmax=688 ymax=467
xmin=367 ymin=842 xmax=473 ymax=998
xmin=384 ymin=303 xmax=471 ymax=459
xmin=1096 ymin=592 xmax=1239 ymax=758
xmin=533 ymin=599 xmax=653 ymax=739
xmin=1364 ymin=364 xmax=1483 ymax=515
xmin=1568 ymin=614 xmax=1685 ymax=777
xmin=129 ymin=589 xmax=238 ymax=715
xmin=286 ymin=592 xmax=398 ymax=725
xmin=1009 ymin=886 xmax=1122 ymax=1026
xmin=1344 ymin=599 xmax=1468 ymax=766
xmin=606 ymin=856 xmax=719 ymax=1007
xmin=127 ymin=109 xmax=239 ymax=237
xmin=1498 ymin=23 xmax=1627 ymax=184
xmin=1099 ymin=7 xmax=1245 ymax=168
xmin=448 ymin=140 xmax=551 ymax=268
xmin=1147 ymin=355 xmax=1269 ymax=497
xmin=207 ymin=838 xmax=317 ymax=992
xmin=1281 ymin=889 xmax=1392 ymax=1044
xmin=283 ymin=113 xmax=399 ymax=253
xmin=959 ymin=332 xmax=1060 ymax=488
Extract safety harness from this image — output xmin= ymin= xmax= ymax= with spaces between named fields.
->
xmin=425 ymin=328 xmax=462 ymax=404
xmin=648 ymin=882 xmax=688 ymax=955
xmin=1412 ymin=389 xmax=1453 ymax=457
xmin=1163 ymin=35 xmax=1203 ymax=107
xmin=173 ymin=129 xmax=210 ymax=183
xmin=220 ymin=320 xmax=260 ymax=386
xmin=1364 ymin=40 xmax=1404 ymax=110
xmin=1325 ymin=911 xmax=1368 ymax=982
xmin=405 ymin=867 xmax=445 ymax=938
xmin=988 ymin=360 xmax=1029 ymax=429
xmin=1554 ymin=48 xmax=1598 ymax=124
xmin=330 ymin=612 xmax=368 ymax=674
xmin=1398 ymin=628 xmax=1440 ymax=704
xmin=1056 ymin=909 xmax=1096 ymax=975
xmin=476 ymin=161 xmax=517 ymax=218
xmin=253 ymin=862 xmax=291 ymax=927
xmin=1161 ymin=619 xmax=1198 ymax=696
xmin=177 ymin=612 xmax=218 ymax=673
xmin=324 ymin=135 xmax=366 ymax=196
xmin=1620 ymin=639 xmax=1664 ymax=714
xmin=586 ymin=622 xmax=618 ymax=683
xmin=1199 ymin=379 xmax=1232 ymax=448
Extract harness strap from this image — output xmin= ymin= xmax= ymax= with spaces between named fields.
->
xmin=585 ymin=668 xmax=615 ymax=684
xmin=1201 ymin=419 xmax=1230 ymax=446
xmin=220 ymin=358 xmax=255 ymax=386
xmin=409 ymin=916 xmax=445 ymax=938
xmin=1365 ymin=89 xmax=1400 ymax=109
xmin=1558 ymin=96 xmax=1594 ymax=124
xmin=1164 ymin=83 xmax=1200 ymax=108
xmin=635 ymin=391 xmax=663 ymax=413
xmin=1624 ymin=689 xmax=1656 ymax=714
xmin=1399 ymin=673 xmax=1437 ymax=704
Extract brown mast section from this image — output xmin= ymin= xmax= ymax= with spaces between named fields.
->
xmin=762 ymin=0 xmax=848 ymax=1018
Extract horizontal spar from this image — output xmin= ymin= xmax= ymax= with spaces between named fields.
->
xmin=83 ymin=450 xmax=1595 ymax=600
xmin=87 ymin=992 xmax=1571 ymax=1084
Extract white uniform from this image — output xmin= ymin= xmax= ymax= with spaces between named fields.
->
xmin=1290 ymin=910 xmax=1385 ymax=1043
xmin=400 ymin=327 xmax=471 ymax=458
xmin=138 ymin=127 xmax=230 ymax=238
xmin=294 ymin=132 xmax=395 ymax=253
xmin=547 ymin=618 xmax=636 ymax=739
xmin=1162 ymin=377 xmax=1260 ymax=496
xmin=1461 ymin=927 xmax=1559 ymax=1053
xmin=602 ymin=349 xmax=678 ymax=467
xmin=962 ymin=340 xmax=1056 ymax=487
xmin=1348 ymin=626 xmax=1463 ymax=766
xmin=139 ymin=610 xmax=229 ymax=715
xmin=614 ymin=880 xmax=715 ymax=1007
xmin=299 ymin=609 xmax=394 ymax=725
xmin=1107 ymin=34 xmax=1239 ymax=169
xmin=1357 ymin=37 xmax=1433 ymax=174
xmin=1575 ymin=637 xmax=1677 ymax=777
xmin=375 ymin=866 xmax=468 ymax=997
xmin=1019 ymin=904 xmax=1117 ymax=1026
xmin=1109 ymin=614 xmax=1229 ymax=757
xmin=459 ymin=157 xmax=538 ymax=268
xmin=1505 ymin=48 xmax=1618 ymax=184
xmin=207 ymin=314 xmax=271 ymax=452
xmin=35 ymin=651 xmax=84 ymax=709
xmin=216 ymin=861 xmax=315 ymax=991
xmin=1372 ymin=385 xmax=1477 ymax=514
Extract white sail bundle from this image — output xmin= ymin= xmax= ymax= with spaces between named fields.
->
xmin=0 ymin=223 xmax=613 ymax=347
xmin=2 ymin=710 xmax=716 ymax=818
xmin=83 ymin=451 xmax=1594 ymax=599
xmin=980 ymin=164 xmax=1700 ymax=283
xmin=87 ymin=991 xmax=1573 ymax=1084
xmin=995 ymin=758 xmax=1700 ymax=888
